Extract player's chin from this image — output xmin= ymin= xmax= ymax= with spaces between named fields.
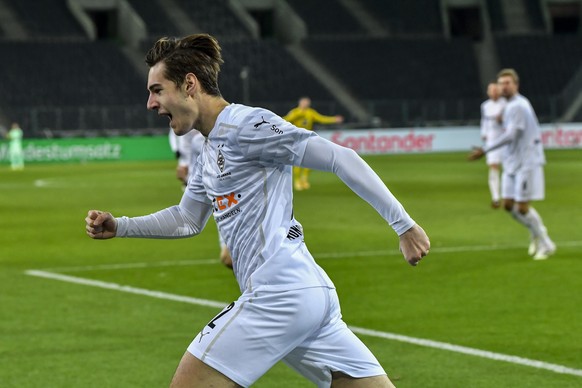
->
xmin=169 ymin=123 xmax=181 ymax=135
xmin=169 ymin=119 xmax=182 ymax=133
xmin=172 ymin=123 xmax=193 ymax=136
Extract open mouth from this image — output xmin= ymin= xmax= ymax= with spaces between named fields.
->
xmin=160 ymin=112 xmax=173 ymax=123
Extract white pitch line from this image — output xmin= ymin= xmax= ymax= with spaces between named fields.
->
xmin=317 ymin=240 xmax=582 ymax=258
xmin=38 ymin=240 xmax=582 ymax=273
xmin=43 ymin=259 xmax=219 ymax=273
xmin=24 ymin=269 xmax=582 ymax=378
xmin=25 ymin=270 xmax=225 ymax=309
xmin=350 ymin=327 xmax=582 ymax=377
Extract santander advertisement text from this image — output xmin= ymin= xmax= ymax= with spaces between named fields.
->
xmin=318 ymin=123 xmax=582 ymax=155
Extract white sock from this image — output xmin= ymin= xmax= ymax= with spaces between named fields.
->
xmin=525 ymin=207 xmax=552 ymax=247
xmin=510 ymin=206 xmax=536 ymax=237
xmin=488 ymin=169 xmax=500 ymax=202
xmin=511 ymin=206 xmax=552 ymax=246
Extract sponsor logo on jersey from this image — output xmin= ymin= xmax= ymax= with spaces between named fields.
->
xmin=215 ymin=207 xmax=242 ymax=222
xmin=213 ymin=192 xmax=243 ymax=220
xmin=254 ymin=116 xmax=270 ymax=128
xmin=270 ymin=124 xmax=283 ymax=135
xmin=213 ymin=192 xmax=240 ymax=211
xmin=198 ymin=331 xmax=210 ymax=342
xmin=254 ymin=116 xmax=283 ymax=134
xmin=212 ymin=192 xmax=242 ymax=222
xmin=216 ymin=171 xmax=231 ymax=180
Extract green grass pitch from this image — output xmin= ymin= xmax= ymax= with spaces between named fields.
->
xmin=1 ymin=150 xmax=581 ymax=387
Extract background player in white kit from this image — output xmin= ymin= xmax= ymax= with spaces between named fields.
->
xmin=85 ymin=34 xmax=430 ymax=387
xmin=169 ymin=128 xmax=232 ymax=267
xmin=168 ymin=128 xmax=203 ymax=190
xmin=469 ymin=68 xmax=555 ymax=260
xmin=480 ymin=82 xmax=507 ymax=208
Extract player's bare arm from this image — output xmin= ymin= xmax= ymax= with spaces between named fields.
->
xmin=85 ymin=210 xmax=117 ymax=239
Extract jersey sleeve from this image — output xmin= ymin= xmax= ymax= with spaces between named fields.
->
xmin=115 ymin=194 xmax=213 ymax=239
xmin=236 ymin=108 xmax=316 ymax=166
xmin=505 ymin=103 xmax=526 ymax=132
xmin=300 ymin=135 xmax=415 ymax=235
xmin=482 ymin=119 xmax=518 ymax=153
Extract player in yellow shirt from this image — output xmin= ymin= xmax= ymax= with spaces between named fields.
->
xmin=284 ymin=97 xmax=343 ymax=190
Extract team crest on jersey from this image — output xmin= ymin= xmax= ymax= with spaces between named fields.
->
xmin=217 ymin=148 xmax=225 ymax=172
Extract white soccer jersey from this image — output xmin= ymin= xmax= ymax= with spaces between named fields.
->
xmin=480 ymin=97 xmax=506 ymax=147
xmin=501 ymin=94 xmax=546 ymax=174
xmin=118 ymin=103 xmax=415 ymax=294
xmin=185 ymin=104 xmax=335 ymax=293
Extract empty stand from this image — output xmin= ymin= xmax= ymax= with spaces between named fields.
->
xmin=485 ymin=0 xmax=506 ymax=33
xmin=174 ymin=0 xmax=251 ymax=41
xmin=524 ymin=0 xmax=546 ymax=32
xmin=127 ymin=0 xmax=181 ymax=41
xmin=7 ymin=0 xmax=86 ymax=38
xmin=0 ymin=41 xmax=152 ymax=130
xmin=496 ymin=34 xmax=582 ymax=120
xmin=359 ymin=0 xmax=443 ymax=36
xmin=286 ymin=0 xmax=365 ymax=37
xmin=1 ymin=0 xmax=580 ymax=133
xmin=303 ymin=37 xmax=482 ymax=122
xmin=219 ymin=39 xmax=336 ymax=116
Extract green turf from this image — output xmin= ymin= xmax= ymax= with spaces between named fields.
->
xmin=1 ymin=150 xmax=581 ymax=387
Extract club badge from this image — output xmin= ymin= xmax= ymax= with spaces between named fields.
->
xmin=217 ymin=148 xmax=225 ymax=172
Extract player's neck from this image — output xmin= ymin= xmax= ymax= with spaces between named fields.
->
xmin=198 ymin=96 xmax=230 ymax=136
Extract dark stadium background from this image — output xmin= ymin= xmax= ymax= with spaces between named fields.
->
xmin=2 ymin=2 xmax=582 ymax=387
xmin=1 ymin=0 xmax=581 ymax=137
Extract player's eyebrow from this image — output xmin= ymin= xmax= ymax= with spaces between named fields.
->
xmin=148 ymin=83 xmax=162 ymax=92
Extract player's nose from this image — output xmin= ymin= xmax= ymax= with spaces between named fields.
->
xmin=147 ymin=94 xmax=158 ymax=111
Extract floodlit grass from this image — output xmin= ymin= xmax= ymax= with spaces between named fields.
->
xmin=1 ymin=150 xmax=581 ymax=387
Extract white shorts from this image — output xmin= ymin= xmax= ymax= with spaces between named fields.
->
xmin=486 ymin=148 xmax=503 ymax=165
xmin=187 ymin=287 xmax=386 ymax=387
xmin=502 ymin=166 xmax=545 ymax=202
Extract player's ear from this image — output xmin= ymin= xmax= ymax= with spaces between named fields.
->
xmin=184 ymin=73 xmax=198 ymax=96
